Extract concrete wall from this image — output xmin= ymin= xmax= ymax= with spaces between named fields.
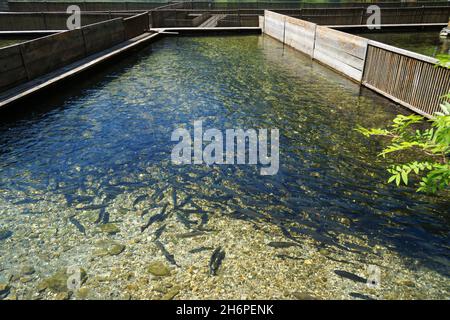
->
xmin=0 ymin=14 xmax=148 ymax=93
xmin=313 ymin=26 xmax=367 ymax=82
xmin=263 ymin=10 xmax=367 ymax=82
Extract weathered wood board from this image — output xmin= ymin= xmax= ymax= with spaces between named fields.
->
xmin=82 ymin=18 xmax=126 ymax=55
xmin=284 ymin=15 xmax=316 ymax=57
xmin=21 ymin=29 xmax=86 ymax=79
xmin=313 ymin=26 xmax=368 ymax=82
xmin=0 ymin=45 xmax=28 ymax=92
xmin=264 ymin=10 xmax=285 ymax=43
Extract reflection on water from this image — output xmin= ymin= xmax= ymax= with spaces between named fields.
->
xmin=0 ymin=35 xmax=448 ymax=300
xmin=357 ymin=31 xmax=450 ymax=57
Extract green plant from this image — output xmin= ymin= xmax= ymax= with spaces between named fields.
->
xmin=357 ymin=58 xmax=450 ymax=194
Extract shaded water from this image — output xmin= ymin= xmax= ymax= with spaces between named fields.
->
xmin=357 ymin=31 xmax=450 ymax=57
xmin=0 ymin=35 xmax=448 ymax=299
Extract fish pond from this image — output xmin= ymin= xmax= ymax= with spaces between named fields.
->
xmin=0 ymin=35 xmax=448 ymax=300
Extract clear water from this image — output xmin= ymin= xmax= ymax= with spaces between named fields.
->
xmin=0 ymin=35 xmax=448 ymax=300
xmin=357 ymin=31 xmax=450 ymax=57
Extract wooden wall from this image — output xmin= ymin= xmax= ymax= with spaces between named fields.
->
xmin=262 ymin=10 xmax=450 ymax=117
xmin=0 ymin=13 xmax=149 ymax=93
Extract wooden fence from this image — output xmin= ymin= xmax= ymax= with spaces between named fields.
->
xmin=0 ymin=13 xmax=149 ymax=93
xmin=363 ymin=41 xmax=450 ymax=117
xmin=262 ymin=10 xmax=450 ymax=117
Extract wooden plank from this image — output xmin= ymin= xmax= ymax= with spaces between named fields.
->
xmin=315 ymin=26 xmax=367 ymax=59
xmin=314 ymin=50 xmax=363 ymax=82
xmin=264 ymin=10 xmax=285 ymax=42
xmin=0 ymin=45 xmax=28 ymax=91
xmin=82 ymin=18 xmax=125 ymax=55
xmin=284 ymin=16 xmax=316 ymax=56
xmin=20 ymin=29 xmax=86 ymax=79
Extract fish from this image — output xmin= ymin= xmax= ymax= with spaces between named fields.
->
xmin=69 ymin=216 xmax=86 ymax=235
xmin=200 ymin=212 xmax=209 ymax=226
xmin=141 ymin=204 xmax=168 ymax=232
xmin=209 ymin=247 xmax=225 ymax=276
xmin=349 ymin=292 xmax=375 ymax=300
xmin=94 ymin=207 xmax=107 ymax=224
xmin=172 ymin=188 xmax=177 ymax=207
xmin=101 ymin=210 xmax=110 ymax=224
xmin=133 ymin=194 xmax=150 ymax=207
xmin=76 ymin=204 xmax=108 ymax=211
xmin=154 ymin=224 xmax=167 ymax=239
xmin=20 ymin=210 xmax=45 ymax=215
xmin=0 ymin=229 xmax=13 ymax=241
xmin=176 ymin=231 xmax=205 ymax=239
xmin=189 ymin=246 xmax=214 ymax=254
xmin=342 ymin=242 xmax=373 ymax=255
xmin=290 ymin=226 xmax=348 ymax=251
xmin=14 ymin=198 xmax=40 ymax=205
xmin=275 ymin=254 xmax=303 ymax=261
xmin=154 ymin=240 xmax=178 ymax=266
xmin=268 ymin=241 xmax=298 ymax=248
xmin=176 ymin=195 xmax=193 ymax=209
xmin=334 ymin=270 xmax=367 ymax=284
xmin=175 ymin=212 xmax=196 ymax=229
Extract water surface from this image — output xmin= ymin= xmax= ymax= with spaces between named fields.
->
xmin=0 ymin=35 xmax=448 ymax=300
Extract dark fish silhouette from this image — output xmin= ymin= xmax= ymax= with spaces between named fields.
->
xmin=154 ymin=240 xmax=178 ymax=266
xmin=94 ymin=207 xmax=109 ymax=224
xmin=189 ymin=246 xmax=214 ymax=254
xmin=14 ymin=199 xmax=40 ymax=205
xmin=0 ymin=229 xmax=13 ymax=241
xmin=268 ymin=241 xmax=298 ymax=248
xmin=76 ymin=204 xmax=107 ymax=211
xmin=172 ymin=189 xmax=177 ymax=207
xmin=69 ymin=216 xmax=86 ymax=235
xmin=209 ymin=247 xmax=226 ymax=276
xmin=141 ymin=204 xmax=168 ymax=232
xmin=349 ymin=292 xmax=376 ymax=300
xmin=133 ymin=194 xmax=149 ymax=207
xmin=175 ymin=212 xmax=196 ymax=229
xmin=176 ymin=195 xmax=193 ymax=209
xmin=334 ymin=270 xmax=367 ymax=283
xmin=176 ymin=231 xmax=205 ymax=239
xmin=154 ymin=224 xmax=166 ymax=239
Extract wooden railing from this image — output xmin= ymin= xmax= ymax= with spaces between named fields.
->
xmin=263 ymin=11 xmax=450 ymax=118
xmin=362 ymin=41 xmax=450 ymax=117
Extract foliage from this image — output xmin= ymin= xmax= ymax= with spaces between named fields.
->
xmin=357 ymin=57 xmax=450 ymax=194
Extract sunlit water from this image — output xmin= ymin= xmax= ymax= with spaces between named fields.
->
xmin=0 ymin=35 xmax=448 ymax=300
xmin=357 ymin=31 xmax=450 ymax=57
